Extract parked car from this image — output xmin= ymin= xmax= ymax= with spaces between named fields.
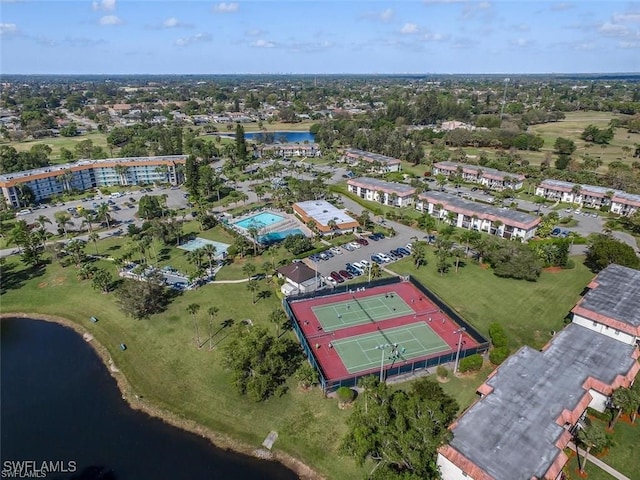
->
xmin=360 ymin=259 xmax=371 ymax=268
xmin=349 ymin=241 xmax=362 ymax=249
xmin=378 ymin=253 xmax=392 ymax=263
xmin=339 ymin=270 xmax=353 ymax=280
xmin=356 ymin=238 xmax=369 ymax=246
xmin=368 ymin=234 xmax=379 ymax=241
xmin=325 ymin=275 xmax=338 ymax=286
xmin=397 ymin=247 xmax=411 ymax=256
xmin=325 ymin=250 xmax=334 ymax=258
xmin=370 ymin=255 xmax=383 ymax=264
xmin=319 ymin=252 xmax=329 ymax=260
xmin=331 ymin=247 xmax=343 ymax=255
xmin=406 ymin=243 xmax=413 ymax=251
xmin=330 ymin=271 xmax=344 ymax=283
xmin=342 ymin=243 xmax=355 ymax=252
xmin=389 ymin=250 xmax=402 ymax=259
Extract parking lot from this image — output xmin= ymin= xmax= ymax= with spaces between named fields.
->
xmin=306 ymin=232 xmax=415 ymax=282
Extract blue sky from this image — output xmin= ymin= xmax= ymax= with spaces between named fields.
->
xmin=1 ymin=1 xmax=639 ymax=74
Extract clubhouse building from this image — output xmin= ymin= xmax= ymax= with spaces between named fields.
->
xmin=347 ymin=177 xmax=416 ymax=207
xmin=417 ymin=191 xmax=541 ymax=240
xmin=535 ymin=179 xmax=640 ymax=216
xmin=438 ymin=264 xmax=640 ymax=480
xmin=0 ymin=155 xmax=187 ymax=208
xmin=293 ymin=200 xmax=359 ymax=236
xmin=432 ymin=162 xmax=525 ymax=191
xmin=342 ymin=148 xmax=402 ymax=173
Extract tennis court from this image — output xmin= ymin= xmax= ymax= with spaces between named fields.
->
xmin=311 ymin=293 xmax=414 ymax=331
xmin=332 ymin=323 xmax=450 ymax=374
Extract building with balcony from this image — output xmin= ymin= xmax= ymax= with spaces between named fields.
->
xmin=432 ymin=162 xmax=525 ymax=191
xmin=347 ymin=177 xmax=416 ymax=207
xmin=416 ymin=191 xmax=540 ymax=240
xmin=342 ymin=148 xmax=401 ymax=173
xmin=0 ymin=155 xmax=186 ymax=208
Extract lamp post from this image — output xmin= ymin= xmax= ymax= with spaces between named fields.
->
xmin=375 ymin=344 xmax=390 ymax=382
xmin=453 ymin=328 xmax=466 ymax=374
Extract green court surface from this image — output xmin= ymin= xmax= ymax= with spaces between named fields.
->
xmin=311 ymin=293 xmax=415 ymax=331
xmin=332 ymin=323 xmax=450 ymax=374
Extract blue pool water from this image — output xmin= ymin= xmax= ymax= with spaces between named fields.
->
xmin=259 ymin=228 xmax=304 ymax=244
xmin=234 ymin=212 xmax=285 ymax=230
xmin=244 ymin=131 xmax=315 ymax=144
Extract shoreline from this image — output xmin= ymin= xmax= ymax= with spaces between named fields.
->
xmin=1 ymin=312 xmax=325 ymax=480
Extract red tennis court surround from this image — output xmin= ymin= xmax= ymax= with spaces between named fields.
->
xmin=286 ymin=278 xmax=487 ymax=390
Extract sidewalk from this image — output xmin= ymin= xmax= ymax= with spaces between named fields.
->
xmin=567 ymin=441 xmax=631 ymax=480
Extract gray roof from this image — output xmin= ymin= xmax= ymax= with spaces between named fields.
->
xmin=344 ymin=148 xmax=401 ymax=165
xmin=420 ymin=191 xmax=539 ymax=227
xmin=434 ymin=161 xmax=523 ymax=181
xmin=449 ymin=322 xmax=637 ymax=480
xmin=349 ymin=177 xmax=416 ymax=195
xmin=580 ymin=264 xmax=640 ymax=328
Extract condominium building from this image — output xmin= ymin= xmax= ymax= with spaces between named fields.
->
xmin=347 ymin=177 xmax=416 ymax=207
xmin=432 ymin=162 xmax=525 ymax=191
xmin=342 ymin=148 xmax=402 ymax=173
xmin=417 ymin=191 xmax=541 ymax=240
xmin=0 ymin=155 xmax=187 ymax=207
xmin=438 ymin=264 xmax=640 ymax=480
xmin=535 ymin=179 xmax=640 ymax=216
xmin=258 ymin=143 xmax=322 ymax=158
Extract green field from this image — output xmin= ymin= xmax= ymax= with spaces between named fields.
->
xmin=389 ymin=253 xmax=595 ymax=349
xmin=1 ymin=131 xmax=110 ymax=163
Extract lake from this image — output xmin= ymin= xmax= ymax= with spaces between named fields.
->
xmin=243 ymin=131 xmax=315 ymax=144
xmin=0 ymin=317 xmax=299 ymax=480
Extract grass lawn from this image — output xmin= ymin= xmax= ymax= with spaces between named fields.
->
xmin=588 ymin=416 xmax=640 ymax=479
xmin=389 ymin=252 xmax=595 ymax=349
xmin=564 ymin=451 xmax=615 ymax=480
xmin=0 ymin=254 xmax=367 ymax=479
xmin=3 ymin=131 xmax=110 ymax=162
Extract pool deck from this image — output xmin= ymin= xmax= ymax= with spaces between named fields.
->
xmin=230 ymin=209 xmax=312 ymax=239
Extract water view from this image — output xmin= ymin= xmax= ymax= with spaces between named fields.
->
xmin=0 ymin=317 xmax=298 ymax=480
xmin=244 ymin=131 xmax=315 ymax=144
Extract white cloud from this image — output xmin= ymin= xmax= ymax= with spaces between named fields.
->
xmin=424 ymin=0 xmax=466 ymax=4
xmin=175 ymin=32 xmax=212 ymax=47
xmin=613 ymin=13 xmax=640 ymax=24
xmin=572 ymin=42 xmax=595 ymax=51
xmin=99 ymin=15 xmax=122 ymax=25
xmin=423 ymin=31 xmax=446 ymax=41
xmin=379 ymin=8 xmax=394 ymax=22
xmin=510 ymin=38 xmax=531 ymax=48
xmin=251 ymin=39 xmax=275 ymax=48
xmin=400 ymin=23 xmax=419 ymax=34
xmin=551 ymin=2 xmax=574 ymax=12
xmin=212 ymin=2 xmax=238 ymax=13
xmin=64 ymin=36 xmax=108 ymax=47
xmin=461 ymin=1 xmax=492 ymax=20
xmin=245 ymin=28 xmax=264 ymax=37
xmin=92 ymin=0 xmax=116 ymax=12
xmin=619 ymin=41 xmax=640 ymax=49
xmin=161 ymin=17 xmax=192 ymax=29
xmin=0 ymin=23 xmax=18 ymax=35
xmin=598 ymin=22 xmax=629 ymax=37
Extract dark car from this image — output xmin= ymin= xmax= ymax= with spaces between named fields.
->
xmin=339 ymin=270 xmax=353 ymax=280
xmin=388 ymin=251 xmax=400 ymax=260
xmin=397 ymin=247 xmax=411 ymax=256
xmin=370 ymin=254 xmax=383 ymax=264
xmin=368 ymin=234 xmax=379 ymax=241
xmin=356 ymin=238 xmax=369 ymax=246
xmin=330 ymin=271 xmax=344 ymax=283
xmin=391 ymin=249 xmax=404 ymax=258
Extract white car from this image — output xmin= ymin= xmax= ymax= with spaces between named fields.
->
xmin=349 ymin=241 xmax=362 ymax=249
xmin=331 ymin=247 xmax=343 ymax=255
xmin=360 ymin=259 xmax=371 ymax=268
xmin=325 ymin=275 xmax=338 ymax=286
xmin=378 ymin=253 xmax=392 ymax=263
xmin=353 ymin=261 xmax=365 ymax=270
xmin=406 ymin=243 xmax=413 ymax=251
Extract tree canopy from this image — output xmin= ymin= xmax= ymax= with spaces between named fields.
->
xmin=115 ymin=271 xmax=168 ymax=319
xmin=585 ymin=234 xmax=640 ymax=272
xmin=341 ymin=377 xmax=458 ymax=480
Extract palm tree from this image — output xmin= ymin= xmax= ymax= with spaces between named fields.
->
xmin=187 ymin=248 xmax=205 ymax=274
xmin=247 ymin=279 xmax=259 ymax=304
xmin=246 ymin=225 xmax=260 ymax=256
xmin=576 ymin=423 xmax=609 ymax=474
xmin=114 ymin=164 xmax=130 ymax=186
xmin=608 ymin=387 xmax=640 ymax=429
xmin=492 ymin=220 xmax=503 ymax=237
xmin=434 ymin=203 xmax=444 ymax=223
xmin=80 ymin=210 xmax=95 ymax=234
xmin=200 ymin=244 xmax=218 ymax=273
xmin=96 ymin=203 xmax=111 ymax=229
xmin=571 ymin=184 xmax=583 ymax=206
xmin=370 ymin=262 xmax=382 ymax=280
xmin=88 ymin=232 xmax=100 ymax=255
xmin=56 ymin=169 xmax=74 ymax=192
xmin=35 ymin=214 xmax=52 ymax=231
xmin=207 ymin=306 xmax=219 ymax=351
xmin=54 ymin=211 xmax=73 ymax=238
xmin=242 ymin=262 xmax=257 ymax=281
xmin=186 ymin=303 xmax=201 ymax=347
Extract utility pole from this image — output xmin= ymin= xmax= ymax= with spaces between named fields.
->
xmin=453 ymin=328 xmax=466 ymax=374
xmin=500 ymin=78 xmax=510 ymax=120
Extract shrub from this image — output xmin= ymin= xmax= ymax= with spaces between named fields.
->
xmin=436 ymin=365 xmax=449 ymax=379
xmin=562 ymin=259 xmax=575 ymax=269
xmin=489 ymin=346 xmax=510 ymax=365
xmin=458 ymin=354 xmax=483 ymax=373
xmin=336 ymin=386 xmax=356 ymax=403
xmin=488 ymin=322 xmax=508 ymax=348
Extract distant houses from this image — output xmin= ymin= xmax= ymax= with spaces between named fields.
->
xmin=342 ymin=148 xmax=402 ymax=173
xmin=432 ymin=162 xmax=525 ymax=191
xmin=258 ymin=143 xmax=321 ymax=158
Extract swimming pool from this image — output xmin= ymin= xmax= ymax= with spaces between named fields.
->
xmin=234 ymin=212 xmax=285 ymax=230
xmin=259 ymin=228 xmax=304 ymax=244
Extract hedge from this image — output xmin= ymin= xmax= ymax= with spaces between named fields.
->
xmin=436 ymin=365 xmax=449 ymax=379
xmin=489 ymin=346 xmax=510 ymax=365
xmin=488 ymin=322 xmax=508 ymax=348
xmin=458 ymin=354 xmax=483 ymax=373
xmin=336 ymin=386 xmax=356 ymax=403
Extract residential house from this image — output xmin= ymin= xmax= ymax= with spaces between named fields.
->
xmin=347 ymin=177 xmax=416 ymax=207
xmin=277 ymin=262 xmax=321 ymax=296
